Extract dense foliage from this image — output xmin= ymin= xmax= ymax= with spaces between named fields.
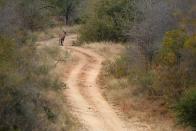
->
xmin=0 ymin=37 xmax=60 ymax=130
xmin=80 ymin=0 xmax=138 ymax=42
xmin=47 ymin=0 xmax=82 ymax=25
xmin=0 ymin=0 xmax=78 ymax=130
xmin=98 ymin=0 xmax=196 ymax=128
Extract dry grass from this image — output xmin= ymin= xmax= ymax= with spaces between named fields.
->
xmin=82 ymin=42 xmax=125 ymax=61
xmin=101 ymin=75 xmax=189 ymax=130
xmin=34 ymin=25 xmax=80 ymax=41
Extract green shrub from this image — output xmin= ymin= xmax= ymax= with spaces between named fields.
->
xmin=106 ymin=56 xmax=129 ymax=78
xmin=175 ymin=89 xmax=196 ymax=129
xmin=43 ymin=106 xmax=56 ymax=121
xmin=159 ymin=29 xmax=189 ymax=66
xmin=156 ymin=30 xmax=196 ymax=100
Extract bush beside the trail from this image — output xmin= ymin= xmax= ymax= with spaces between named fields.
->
xmin=175 ymin=90 xmax=196 ymax=129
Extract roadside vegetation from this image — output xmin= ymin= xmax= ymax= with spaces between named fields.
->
xmin=0 ymin=0 xmax=83 ymax=130
xmin=79 ymin=0 xmax=196 ymax=130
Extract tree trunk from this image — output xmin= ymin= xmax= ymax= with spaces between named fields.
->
xmin=65 ymin=13 xmax=69 ymax=25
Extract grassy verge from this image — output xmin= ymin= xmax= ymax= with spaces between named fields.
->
xmin=84 ymin=43 xmax=190 ymax=131
xmin=0 ymin=33 xmax=81 ymax=130
xmin=40 ymin=45 xmax=80 ymax=130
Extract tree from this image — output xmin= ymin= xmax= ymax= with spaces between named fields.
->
xmin=80 ymin=0 xmax=138 ymax=42
xmin=0 ymin=0 xmax=52 ymax=35
xmin=160 ymin=29 xmax=188 ymax=66
xmin=129 ymin=0 xmax=176 ymax=70
xmin=48 ymin=0 xmax=80 ymax=25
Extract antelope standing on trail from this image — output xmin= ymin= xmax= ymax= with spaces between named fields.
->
xmin=59 ymin=31 xmax=67 ymax=46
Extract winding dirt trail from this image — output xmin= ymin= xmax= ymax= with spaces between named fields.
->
xmin=37 ymin=34 xmax=153 ymax=131
xmin=60 ymin=34 xmax=156 ymax=131
xmin=37 ymin=31 xmax=188 ymax=131
xmin=64 ymin=45 xmax=129 ymax=131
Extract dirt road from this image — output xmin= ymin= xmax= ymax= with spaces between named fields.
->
xmin=38 ymin=33 xmax=187 ymax=131
xmin=38 ymin=34 xmax=151 ymax=131
xmin=60 ymin=34 xmax=155 ymax=131
xmin=64 ymin=45 xmax=130 ymax=131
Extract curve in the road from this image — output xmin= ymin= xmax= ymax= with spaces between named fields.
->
xmin=64 ymin=46 xmax=128 ymax=131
